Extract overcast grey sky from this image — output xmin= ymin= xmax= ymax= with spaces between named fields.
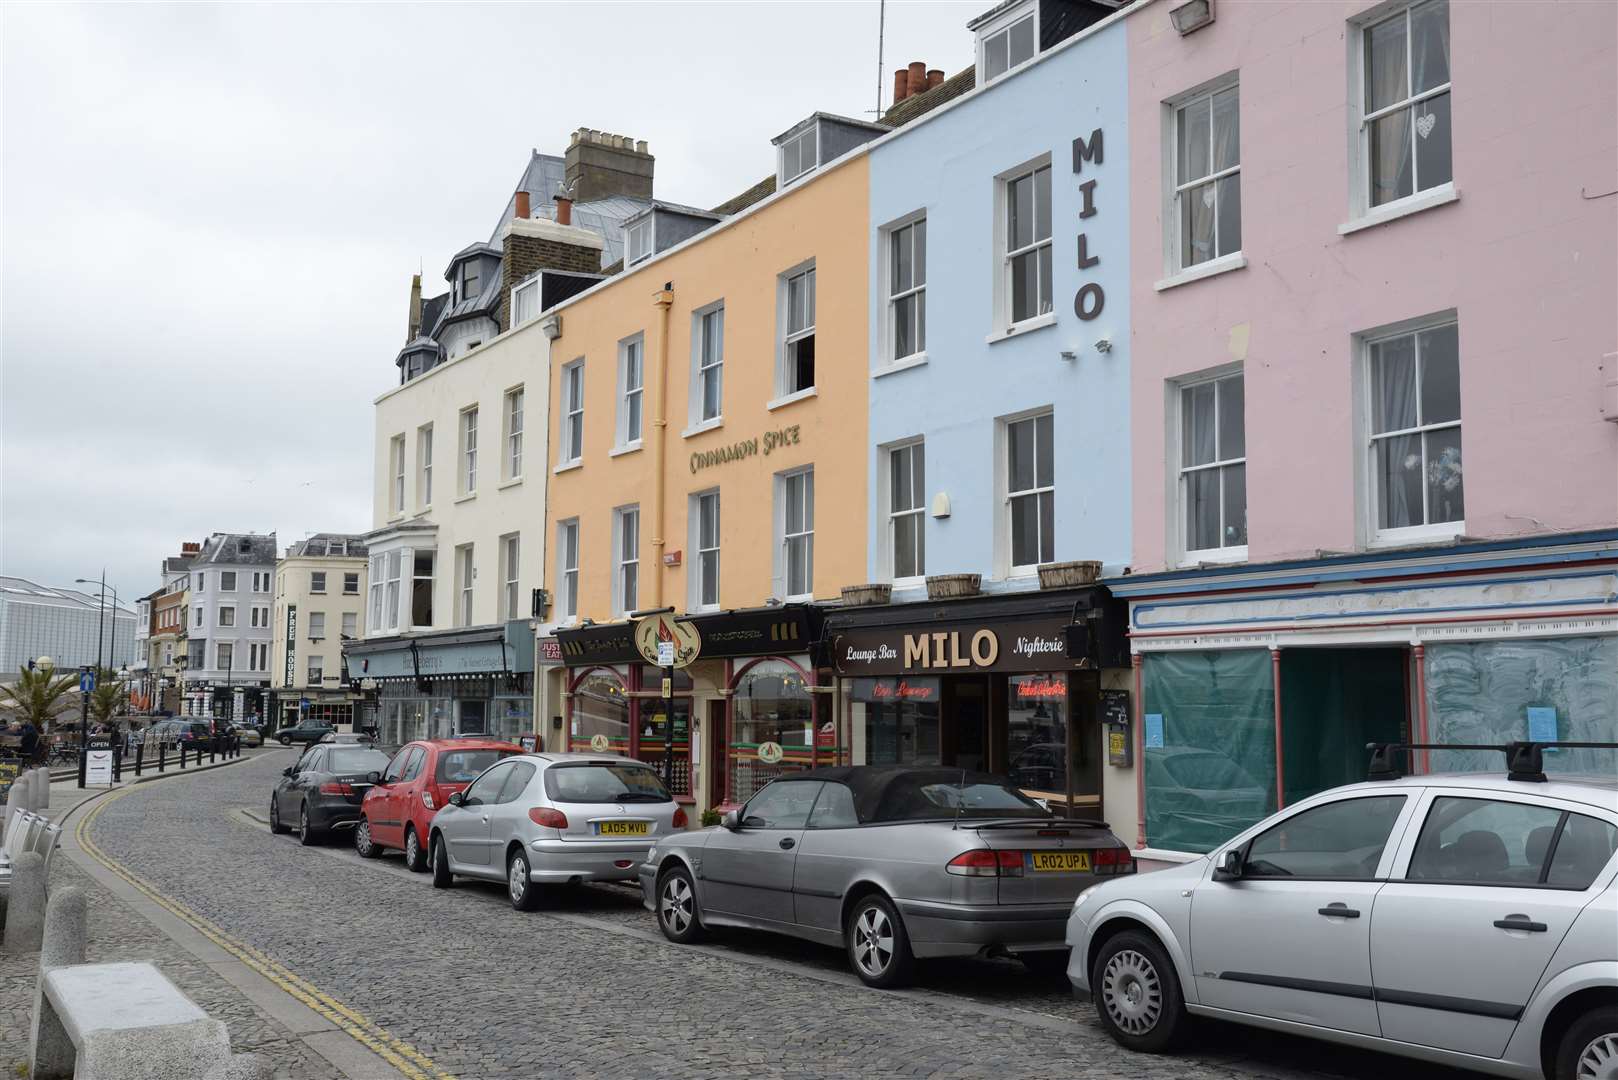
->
xmin=1 ymin=1 xmax=974 ymax=609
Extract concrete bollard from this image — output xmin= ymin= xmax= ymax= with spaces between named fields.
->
xmin=30 ymin=886 xmax=88 ymax=1080
xmin=204 ymin=1052 xmax=274 ymax=1080
xmin=35 ymin=768 xmax=51 ymax=809
xmin=4 ymin=851 xmax=47 ymax=953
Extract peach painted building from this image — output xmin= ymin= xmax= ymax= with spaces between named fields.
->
xmin=1108 ymin=0 xmax=1618 ymax=858
xmin=544 ymin=126 xmax=875 ymax=812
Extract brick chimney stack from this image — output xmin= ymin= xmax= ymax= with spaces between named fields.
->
xmin=927 ymin=68 xmax=944 ymax=90
xmin=514 ymin=190 xmax=531 ymax=220
xmin=907 ymin=61 xmax=927 ymax=99
xmin=553 ymin=185 xmax=573 ymax=226
xmin=407 ymin=273 xmax=423 ymax=342
xmin=563 ymin=128 xmax=654 ymax=204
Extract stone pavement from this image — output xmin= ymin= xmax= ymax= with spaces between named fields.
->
xmin=66 ymin=751 xmax=1495 ymax=1080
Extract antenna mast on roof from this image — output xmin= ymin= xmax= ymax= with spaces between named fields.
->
xmin=873 ymin=0 xmax=887 ymax=117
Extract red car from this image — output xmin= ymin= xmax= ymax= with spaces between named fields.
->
xmin=355 ymin=738 xmax=523 ymax=870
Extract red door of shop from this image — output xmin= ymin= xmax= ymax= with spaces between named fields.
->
xmin=707 ymin=700 xmax=728 ymax=807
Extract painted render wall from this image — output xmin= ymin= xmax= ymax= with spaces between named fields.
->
xmin=866 ymin=17 xmax=1133 ymax=592
xmin=1126 ymin=0 xmax=1618 ymax=574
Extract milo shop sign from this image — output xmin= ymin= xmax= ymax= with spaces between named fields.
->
xmin=833 ymin=617 xmax=1074 ymax=676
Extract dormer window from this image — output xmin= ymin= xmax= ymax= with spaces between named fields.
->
xmin=975 ymin=1 xmax=1037 ymax=84
xmin=625 ymin=219 xmax=652 ymax=267
xmin=460 ymin=261 xmax=481 ymax=302
xmin=779 ymin=127 xmax=818 ymax=185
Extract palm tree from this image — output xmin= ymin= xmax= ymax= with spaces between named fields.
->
xmin=0 ymin=666 xmax=78 ymax=735
xmin=88 ymin=667 xmax=129 ymax=731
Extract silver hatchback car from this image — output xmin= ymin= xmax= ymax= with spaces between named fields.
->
xmin=427 ymin=753 xmax=687 ymax=910
xmin=1067 ymin=762 xmax=1618 ymax=1080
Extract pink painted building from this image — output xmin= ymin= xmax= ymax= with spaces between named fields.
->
xmin=1108 ymin=0 xmax=1618 ymax=857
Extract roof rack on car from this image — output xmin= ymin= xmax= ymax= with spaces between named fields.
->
xmin=1366 ymin=741 xmax=1618 ymax=784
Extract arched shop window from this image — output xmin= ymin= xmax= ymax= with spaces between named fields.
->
xmin=571 ymin=669 xmax=629 ymax=753
xmin=730 ymin=658 xmax=814 ymax=803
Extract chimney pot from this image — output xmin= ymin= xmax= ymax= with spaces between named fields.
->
xmin=553 ymin=191 xmax=573 ymax=226
xmin=927 ymin=68 xmax=945 ymax=90
xmin=893 ymin=68 xmax=909 ymax=104
xmin=514 ymin=191 xmax=531 ymax=220
xmin=907 ymin=61 xmax=927 ymax=98
xmin=635 ymin=139 xmax=648 ymax=154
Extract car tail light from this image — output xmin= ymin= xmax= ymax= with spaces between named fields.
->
xmin=319 ymin=782 xmax=354 ymax=796
xmin=421 ymin=789 xmax=435 ymax=810
xmin=946 ymin=849 xmax=1024 ymax=877
xmin=1091 ymin=847 xmax=1137 ymax=876
xmin=672 ymin=807 xmax=688 ymax=829
xmin=528 ymin=807 xmax=567 ymax=829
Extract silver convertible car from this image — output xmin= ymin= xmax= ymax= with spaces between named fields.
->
xmin=1066 ymin=759 xmax=1618 ymax=1080
xmin=428 ymin=752 xmax=686 ymax=910
xmin=640 ymin=766 xmax=1133 ymax=987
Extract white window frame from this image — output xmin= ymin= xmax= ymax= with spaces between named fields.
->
xmin=383 ymin=549 xmax=403 ymax=632
xmin=778 ymin=124 xmax=818 ymax=186
xmin=775 ymin=466 xmax=815 ymax=601
xmin=625 ymin=218 xmax=653 ymax=267
xmin=559 ymin=360 xmax=584 ymax=468
xmin=217 ymin=605 xmax=236 ymax=628
xmin=455 ymin=544 xmax=475 ymax=627
xmin=308 ymin=611 xmax=326 ymax=642
xmin=556 ymin=519 xmax=580 ymax=624
xmin=310 ymin=571 xmax=327 ymax=594
xmin=879 ymin=211 xmax=927 ymax=371
xmin=390 ymin=434 xmax=406 ymax=514
xmin=219 ymin=571 xmax=237 ymax=591
xmin=616 ymin=334 xmax=645 ymax=451
xmin=195 ymin=607 xmax=204 ymax=628
xmin=216 ymin=642 xmax=234 ymax=671
xmin=460 ymin=260 xmax=480 ymax=303
xmin=1346 ymin=0 xmax=1456 ymax=224
xmin=504 ymin=385 xmax=524 ymax=481
xmin=881 ymin=439 xmax=926 ymax=584
xmin=1165 ymin=76 xmax=1243 ymax=277
xmin=775 ymin=261 xmax=817 ymax=400
xmin=343 ymin=572 xmax=359 ymax=596
xmin=688 ymin=491 xmax=721 ymax=612
xmin=992 ymin=155 xmax=1055 ymax=337
xmin=341 ymin=611 xmax=358 ymax=640
xmin=499 ymin=533 xmax=521 ymax=621
xmin=510 ymin=277 xmax=539 ymax=327
xmin=975 ymin=0 xmax=1038 ymax=86
xmin=459 ymin=406 xmax=479 ymax=495
xmin=410 ymin=548 xmax=435 ymax=631
xmin=612 ymin=506 xmax=640 ymax=617
xmin=1355 ymin=311 xmax=1465 ymax=548
xmin=417 ymin=424 xmax=434 ymax=508
xmin=996 ymin=408 xmax=1056 ymax=577
xmin=307 ymin=654 xmax=324 ymax=687
xmin=1170 ymin=364 xmax=1248 ymax=567
xmin=688 ymin=302 xmax=725 ymax=430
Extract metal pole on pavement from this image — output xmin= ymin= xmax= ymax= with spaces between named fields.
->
xmin=662 ymin=664 xmax=675 ymax=792
xmin=77 ymin=667 xmax=89 ymax=789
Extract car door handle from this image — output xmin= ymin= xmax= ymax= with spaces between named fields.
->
xmin=480 ymin=816 xmax=489 ymax=824
xmin=778 ymin=837 xmax=796 ymax=850
xmin=1317 ymin=903 xmax=1360 ymax=919
xmin=1493 ymin=915 xmax=1548 ymax=933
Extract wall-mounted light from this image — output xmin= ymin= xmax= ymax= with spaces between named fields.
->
xmin=1095 ymin=337 xmax=1113 ymax=353
xmin=1170 ymin=0 xmax=1214 ymax=35
xmin=930 ymin=492 xmax=952 ymax=519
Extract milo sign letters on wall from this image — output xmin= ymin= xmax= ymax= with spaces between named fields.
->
xmin=833 ymin=616 xmax=1074 ymax=676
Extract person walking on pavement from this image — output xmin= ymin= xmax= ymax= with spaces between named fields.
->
xmin=18 ymin=719 xmax=40 ymax=766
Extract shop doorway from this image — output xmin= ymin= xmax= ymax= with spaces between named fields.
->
xmin=943 ymin=678 xmax=989 ymax=772
xmin=458 ymin=700 xmax=487 ymax=736
xmin=1279 ymin=647 xmax=1408 ymax=806
xmin=707 ymin=700 xmax=728 ymax=808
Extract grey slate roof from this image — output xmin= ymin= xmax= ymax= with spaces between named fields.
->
xmin=287 ymin=534 xmax=368 ymax=559
xmin=194 ymin=533 xmax=277 ymax=567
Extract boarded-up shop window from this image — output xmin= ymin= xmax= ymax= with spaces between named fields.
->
xmin=1425 ymin=637 xmax=1618 ymax=775
xmin=1143 ymin=650 xmax=1276 ymax=853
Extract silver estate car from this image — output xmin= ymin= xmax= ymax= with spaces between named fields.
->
xmin=428 ymin=753 xmax=686 ymax=910
xmin=640 ymin=766 xmax=1134 ymax=988
xmin=1066 ymin=769 xmax=1618 ymax=1080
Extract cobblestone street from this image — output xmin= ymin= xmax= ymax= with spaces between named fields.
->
xmin=76 ymin=751 xmax=1491 ymax=1080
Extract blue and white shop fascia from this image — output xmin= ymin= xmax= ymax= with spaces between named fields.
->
xmin=824 ymin=3 xmax=1140 ymax=828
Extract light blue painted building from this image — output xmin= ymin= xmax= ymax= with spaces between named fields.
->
xmin=865 ymin=15 xmax=1131 ymax=595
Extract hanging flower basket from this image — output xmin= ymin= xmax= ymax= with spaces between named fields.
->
xmin=925 ymin=573 xmax=982 ymax=600
xmin=840 ymin=583 xmax=893 ymax=607
xmin=1037 ymin=560 xmax=1102 ymax=589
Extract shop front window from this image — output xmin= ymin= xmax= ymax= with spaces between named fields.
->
xmin=493 ymin=695 xmax=531 ymax=744
xmin=1006 ymin=673 xmax=1067 ymax=797
xmin=571 ymin=670 xmax=630 ymax=754
xmin=855 ymin=677 xmax=940 ymax=766
xmin=426 ymin=698 xmax=453 ymax=741
xmin=730 ymin=659 xmax=815 ymax=803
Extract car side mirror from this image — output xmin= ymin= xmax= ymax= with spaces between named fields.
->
xmin=448 ymin=792 xmax=465 ymax=807
xmin=282 ymin=767 xmax=295 ymax=778
xmin=1214 ymin=848 xmax=1245 ymax=881
xmin=367 ymin=771 xmax=382 ymax=785
xmin=720 ymin=810 xmax=739 ymax=830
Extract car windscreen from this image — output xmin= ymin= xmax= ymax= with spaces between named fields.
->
xmin=435 ymin=749 xmax=519 ymax=784
xmin=871 ymin=776 xmax=1051 ymax=822
xmin=327 ymin=748 xmax=389 ymax=774
xmin=543 ymin=763 xmax=671 ymax=804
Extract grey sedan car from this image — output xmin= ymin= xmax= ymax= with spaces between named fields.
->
xmin=640 ymin=766 xmax=1133 ymax=988
xmin=427 ymin=753 xmax=686 ymax=910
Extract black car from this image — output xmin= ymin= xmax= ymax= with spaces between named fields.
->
xmin=269 ymin=743 xmax=390 ymax=844
xmin=274 ymin=721 xmax=333 ymax=746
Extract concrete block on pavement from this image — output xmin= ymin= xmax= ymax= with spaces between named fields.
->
xmin=204 ymin=1052 xmax=275 ymax=1080
xmin=31 ymin=886 xmax=88 ymax=1080
xmin=4 ymin=850 xmax=46 ymax=953
xmin=36 ymin=961 xmax=232 ymax=1080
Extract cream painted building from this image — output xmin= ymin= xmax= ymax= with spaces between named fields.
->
xmin=271 ymin=534 xmax=369 ymax=729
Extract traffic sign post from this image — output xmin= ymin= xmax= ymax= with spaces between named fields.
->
xmin=77 ymin=666 xmax=91 ymax=789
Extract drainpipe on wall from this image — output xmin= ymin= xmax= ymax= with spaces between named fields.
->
xmin=650 ymin=283 xmax=675 ymax=607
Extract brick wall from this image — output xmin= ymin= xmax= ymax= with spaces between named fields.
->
xmin=499 ymin=233 xmax=603 ymax=330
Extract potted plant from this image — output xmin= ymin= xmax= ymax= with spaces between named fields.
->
xmin=840 ymin=583 xmax=892 ymax=607
xmin=925 ymin=573 xmax=982 ymax=600
xmin=1037 ymin=560 xmax=1103 ymax=589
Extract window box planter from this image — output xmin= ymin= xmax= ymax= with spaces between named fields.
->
xmin=1037 ymin=560 xmax=1101 ymax=589
xmin=840 ymin=583 xmax=892 ymax=607
xmin=925 ymin=573 xmax=982 ymax=600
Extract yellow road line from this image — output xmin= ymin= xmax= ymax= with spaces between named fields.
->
xmin=75 ymin=785 xmax=457 ymax=1080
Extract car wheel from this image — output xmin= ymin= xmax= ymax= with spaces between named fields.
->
xmin=355 ymin=817 xmax=380 ymax=858
xmin=1092 ymin=930 xmax=1188 ymax=1053
xmin=507 ymin=850 xmax=541 ymax=912
xmin=403 ymin=827 xmax=427 ymax=873
xmin=279 ymin=736 xmax=291 ymax=746
xmin=1556 ymin=1005 xmax=1618 ymax=1080
xmin=429 ymin=833 xmax=453 ymax=889
xmin=269 ymin=797 xmax=289 ymax=835
xmin=297 ymin=803 xmax=319 ymax=846
xmin=655 ymin=865 xmax=704 ymax=944
xmin=845 ymin=893 xmax=915 ymax=989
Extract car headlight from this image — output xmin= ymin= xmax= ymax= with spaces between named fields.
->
xmin=645 ymin=846 xmax=657 ymax=862
xmin=1073 ymin=883 xmax=1101 ymax=913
